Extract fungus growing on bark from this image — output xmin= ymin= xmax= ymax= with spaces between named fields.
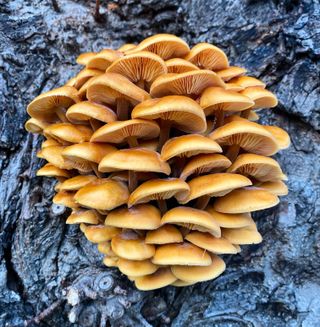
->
xmin=26 ymin=34 xmax=290 ymax=290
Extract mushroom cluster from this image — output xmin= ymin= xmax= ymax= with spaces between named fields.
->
xmin=25 ymin=34 xmax=290 ymax=291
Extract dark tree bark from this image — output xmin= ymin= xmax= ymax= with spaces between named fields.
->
xmin=0 ymin=0 xmax=319 ymax=326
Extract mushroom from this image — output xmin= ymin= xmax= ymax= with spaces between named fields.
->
xmin=128 ymin=178 xmax=190 ymax=214
xmin=151 ymin=242 xmax=212 ymax=266
xmin=125 ymin=34 xmax=190 ymax=59
xmin=72 ymin=68 xmax=103 ymax=90
xmin=171 ymin=280 xmax=197 ymax=287
xmin=53 ymin=191 xmax=79 ymax=209
xmin=103 ymin=256 xmax=119 ymax=268
xmin=74 ymin=178 xmax=129 ymax=211
xmin=97 ymin=241 xmax=112 ymax=254
xmin=180 ymin=154 xmax=232 ymax=181
xmin=87 ymin=72 xmax=150 ymax=120
xmin=216 ymin=66 xmax=247 ymax=81
xmin=59 ymin=175 xmax=97 ymax=191
xmin=165 ymin=58 xmax=199 ymax=73
xmin=82 ymin=224 xmax=120 ymax=243
xmin=105 ymin=204 xmax=161 ymax=230
xmin=66 ymin=209 xmax=102 ymax=225
xmin=145 ymin=225 xmax=183 ymax=244
xmin=76 ymin=52 xmax=96 ymax=66
xmin=36 ymin=163 xmax=71 ymax=181
xmin=229 ymin=76 xmax=266 ymax=89
xmin=66 ymin=101 xmax=117 ymax=131
xmin=255 ymin=180 xmax=288 ymax=196
xmin=171 ymin=254 xmax=225 ymax=283
xmin=214 ymin=187 xmax=280 ymax=213
xmin=85 ymin=49 xmax=122 ymax=71
xmin=221 ymin=223 xmax=262 ymax=245
xmin=263 ymin=125 xmax=290 ymax=150
xmin=41 ymin=145 xmax=73 ymax=170
xmin=106 ymin=51 xmax=167 ymax=90
xmin=150 ymin=70 xmax=225 ymax=99
xmin=117 ymin=43 xmax=136 ymax=52
xmin=90 ymin=119 xmax=160 ymax=148
xmin=184 ymin=43 xmax=229 ymax=71
xmin=132 ymin=96 xmax=207 ymax=150
xmin=27 ymin=86 xmax=80 ymax=122
xmin=177 ymin=173 xmax=252 ymax=210
xmin=25 ymin=118 xmax=49 ymax=134
xmin=117 ymin=259 xmax=158 ymax=277
xmin=161 ymin=207 xmax=221 ymax=237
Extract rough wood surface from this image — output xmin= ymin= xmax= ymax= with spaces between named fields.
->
xmin=0 ymin=0 xmax=319 ymax=326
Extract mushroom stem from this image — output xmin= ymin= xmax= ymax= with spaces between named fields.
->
xmin=158 ymin=120 xmax=172 ymax=151
xmin=195 ymin=195 xmax=210 ymax=210
xmin=157 ymin=199 xmax=167 ymax=215
xmin=56 ymin=107 xmax=68 ymax=122
xmin=116 ymin=98 xmax=130 ymax=121
xmin=89 ymin=119 xmax=101 ymax=131
xmin=225 ymin=144 xmax=240 ymax=163
xmin=174 ymin=156 xmax=186 ymax=177
xmin=215 ymin=110 xmax=224 ymax=128
xmin=241 ymin=109 xmax=251 ymax=119
xmin=137 ymin=79 xmax=145 ymax=90
xmin=90 ymin=163 xmax=104 ymax=178
xmin=127 ymin=136 xmax=139 ymax=148
xmin=128 ymin=170 xmax=138 ymax=193
xmin=97 ymin=209 xmax=109 ymax=215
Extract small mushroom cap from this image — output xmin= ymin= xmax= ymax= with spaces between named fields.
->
xmin=161 ymin=207 xmax=221 ymax=238
xmin=263 ymin=125 xmax=290 ymax=150
xmin=225 ymin=83 xmax=245 ymax=92
xmin=111 ymin=231 xmax=155 ymax=260
xmin=180 ymin=154 xmax=232 ymax=181
xmin=73 ymin=68 xmax=103 ymax=89
xmin=41 ymin=145 xmax=73 ymax=170
xmin=150 ymin=70 xmax=225 ymax=98
xmin=117 ymin=258 xmax=158 ymax=277
xmin=66 ymin=209 xmax=101 ymax=224
xmin=25 ymin=118 xmax=49 ymax=134
xmin=248 ymin=111 xmax=260 ymax=121
xmin=91 ymin=119 xmax=160 ymax=143
xmin=134 ymin=268 xmax=177 ymax=291
xmin=83 ymin=225 xmax=120 ymax=243
xmin=139 ymin=138 xmax=159 ymax=151
xmin=132 ymin=96 xmax=207 ymax=134
xmin=126 ymin=34 xmax=190 ymax=59
xmin=185 ymin=232 xmax=238 ymax=254
xmin=255 ymin=181 xmax=288 ymax=196
xmin=177 ymin=173 xmax=252 ymax=204
xmin=53 ymin=191 xmax=78 ymax=209
xmin=229 ymin=76 xmax=266 ymax=89
xmin=200 ymin=87 xmax=254 ymax=116
xmin=107 ymin=51 xmax=167 ymax=83
xmin=59 ymin=175 xmax=97 ymax=191
xmin=76 ymin=52 xmax=96 ymax=65
xmin=209 ymin=120 xmax=279 ymax=156
xmin=27 ymin=86 xmax=80 ymax=121
xmin=117 ymin=43 xmax=136 ymax=52
xmin=185 ymin=43 xmax=229 ymax=71
xmin=171 ymin=254 xmax=225 ymax=282
xmin=145 ymin=225 xmax=183 ymax=244
xmin=97 ymin=241 xmax=111 ymax=254
xmin=214 ymin=187 xmax=280 ymax=213
xmin=103 ymin=255 xmax=119 ymax=267
xmin=227 ymin=153 xmax=286 ymax=182
xmin=216 ymin=66 xmax=247 ymax=81
xmin=36 ymin=163 xmax=70 ymax=178
xmin=205 ymin=205 xmax=253 ymax=228
xmin=222 ymin=224 xmax=262 ymax=245
xmin=128 ymin=178 xmax=190 ymax=207
xmin=41 ymin=139 xmax=60 ymax=149
xmin=87 ymin=72 xmax=150 ymax=106
xmin=152 ymin=242 xmax=212 ymax=266
xmin=161 ymin=135 xmax=222 ymax=161
xmin=241 ymin=87 xmax=278 ymax=109
xmin=105 ymin=204 xmax=161 ymax=230
xmin=44 ymin=123 xmax=93 ymax=144
xmin=66 ymin=101 xmax=117 ymax=124
xmin=165 ymin=58 xmax=200 ymax=73
xmin=74 ymin=179 xmax=129 ymax=211
xmin=99 ymin=148 xmax=171 ymax=174
xmin=171 ymin=280 xmax=197 ymax=287
xmin=86 ymin=49 xmax=122 ymax=70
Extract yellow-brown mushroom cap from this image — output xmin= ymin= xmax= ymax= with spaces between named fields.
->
xmin=209 ymin=120 xmax=279 ymax=156
xmin=117 ymin=258 xmax=158 ymax=277
xmin=82 ymin=224 xmax=120 ymax=243
xmin=263 ymin=125 xmax=290 ymax=150
xmin=184 ymin=43 xmax=229 ymax=71
xmin=41 ymin=145 xmax=73 ymax=170
xmin=200 ymin=87 xmax=254 ymax=116
xmin=66 ymin=101 xmax=117 ymax=124
xmin=36 ymin=163 xmax=71 ymax=179
xmin=74 ymin=179 xmax=129 ymax=211
xmin=76 ymin=52 xmax=96 ymax=65
xmin=134 ymin=268 xmax=177 ymax=291
xmin=41 ymin=139 xmax=60 ymax=149
xmin=225 ymin=82 xmax=245 ymax=92
xmin=255 ymin=181 xmax=288 ymax=196
xmin=216 ymin=66 xmax=247 ymax=81
xmin=171 ymin=254 xmax=225 ymax=282
xmin=185 ymin=232 xmax=238 ymax=254
xmin=161 ymin=207 xmax=221 ymax=237
xmin=103 ymin=255 xmax=119 ymax=267
xmin=145 ymin=225 xmax=183 ymax=244
xmin=105 ymin=204 xmax=161 ymax=230
xmin=91 ymin=119 xmax=160 ymax=143
xmin=180 ymin=154 xmax=232 ymax=181
xmin=86 ymin=49 xmax=122 ymax=70
xmin=106 ymin=51 xmax=167 ymax=84
xmin=229 ymin=76 xmax=266 ymax=89
xmin=214 ymin=187 xmax=280 ymax=213
xmin=150 ymin=70 xmax=225 ymax=98
xmin=125 ymin=34 xmax=190 ymax=59
xmin=221 ymin=224 xmax=262 ymax=245
xmin=25 ymin=118 xmax=49 ymax=134
xmin=241 ymin=87 xmax=278 ymax=109
xmin=111 ymin=231 xmax=155 ymax=260
xmin=87 ymin=72 xmax=150 ymax=106
xmin=171 ymin=280 xmax=197 ymax=287
xmin=152 ymin=242 xmax=212 ymax=266
xmin=117 ymin=43 xmax=136 ymax=52
xmin=97 ymin=241 xmax=111 ymax=255
xmin=128 ymin=178 xmax=190 ymax=207
xmin=73 ymin=68 xmax=103 ymax=89
xmin=66 ymin=209 xmax=101 ymax=224
xmin=165 ymin=58 xmax=200 ymax=73
xmin=53 ymin=191 xmax=78 ymax=209
xmin=177 ymin=173 xmax=252 ymax=204
xmin=132 ymin=96 xmax=207 ymax=134
xmin=161 ymin=134 xmax=222 ymax=161
xmin=99 ymin=148 xmax=170 ymax=175
xmin=59 ymin=175 xmax=97 ymax=191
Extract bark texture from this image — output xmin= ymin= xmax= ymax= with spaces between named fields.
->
xmin=0 ymin=0 xmax=319 ymax=326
